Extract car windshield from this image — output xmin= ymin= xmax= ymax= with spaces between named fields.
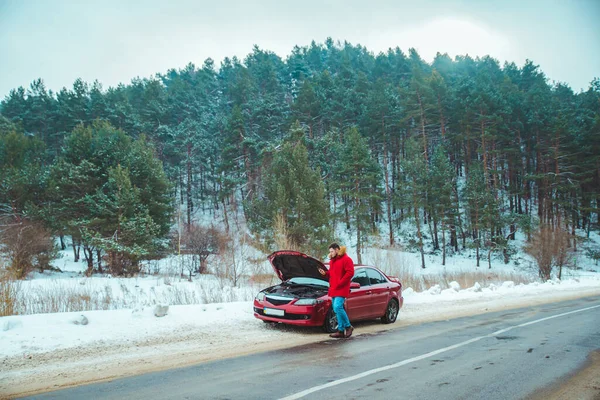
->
xmin=286 ymin=277 xmax=329 ymax=287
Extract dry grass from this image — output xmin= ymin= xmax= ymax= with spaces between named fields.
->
xmin=368 ymin=249 xmax=535 ymax=292
xmin=391 ymin=269 xmax=534 ymax=292
xmin=0 ymin=274 xmax=260 ymax=316
xmin=421 ymin=270 xmax=534 ymax=291
xmin=18 ymin=281 xmax=112 ymax=314
xmin=167 ymin=284 xmax=202 ymax=304
xmin=248 ymin=273 xmax=278 ymax=286
xmin=273 ymin=213 xmax=300 ymax=251
xmin=199 ymin=284 xmax=228 ymax=303
xmin=0 ymin=270 xmax=21 ymax=316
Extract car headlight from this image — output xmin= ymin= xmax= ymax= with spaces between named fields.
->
xmin=255 ymin=292 xmax=266 ymax=301
xmin=294 ymin=298 xmax=323 ymax=305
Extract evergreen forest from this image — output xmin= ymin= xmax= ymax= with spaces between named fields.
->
xmin=1 ymin=39 xmax=599 ymax=278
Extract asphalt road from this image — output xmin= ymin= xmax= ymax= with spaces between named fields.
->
xmin=22 ymin=296 xmax=600 ymax=400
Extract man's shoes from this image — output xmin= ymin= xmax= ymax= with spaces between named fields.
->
xmin=329 ymin=331 xmax=345 ymax=338
xmin=344 ymin=326 xmax=354 ymax=338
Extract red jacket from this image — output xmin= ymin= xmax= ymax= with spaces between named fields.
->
xmin=326 ymin=246 xmax=355 ymax=298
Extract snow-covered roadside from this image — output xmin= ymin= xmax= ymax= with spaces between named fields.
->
xmin=2 ymin=277 xmax=599 ymax=398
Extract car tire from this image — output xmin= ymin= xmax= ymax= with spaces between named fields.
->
xmin=322 ymin=308 xmax=338 ymax=333
xmin=381 ymin=299 xmax=399 ymax=324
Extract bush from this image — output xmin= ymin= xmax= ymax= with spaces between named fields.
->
xmin=174 ymin=223 xmax=228 ymax=280
xmin=525 ymin=225 xmax=573 ymax=281
xmin=585 ymin=247 xmax=600 ymax=265
xmin=0 ymin=217 xmax=58 ymax=279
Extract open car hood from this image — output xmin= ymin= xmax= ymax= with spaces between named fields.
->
xmin=267 ymin=250 xmax=329 ymax=282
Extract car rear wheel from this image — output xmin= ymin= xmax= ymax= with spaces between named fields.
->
xmin=381 ymin=299 xmax=399 ymax=324
xmin=322 ymin=308 xmax=338 ymax=333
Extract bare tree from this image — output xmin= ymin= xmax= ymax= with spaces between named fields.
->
xmin=526 ymin=225 xmax=573 ymax=281
xmin=213 ymin=231 xmax=248 ymax=288
xmin=0 ymin=216 xmax=57 ymax=279
xmin=177 ymin=224 xmax=227 ymax=280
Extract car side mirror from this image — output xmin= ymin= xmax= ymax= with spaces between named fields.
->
xmin=350 ymin=282 xmax=360 ymax=289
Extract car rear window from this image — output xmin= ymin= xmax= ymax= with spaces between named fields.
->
xmin=366 ymin=268 xmax=387 ymax=285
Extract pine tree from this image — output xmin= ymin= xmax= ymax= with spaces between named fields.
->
xmin=333 ymin=127 xmax=382 ymax=263
xmin=249 ymin=122 xmax=330 ymax=254
xmin=463 ymin=162 xmax=498 ymax=267
xmin=89 ymin=165 xmax=161 ymax=275
xmin=362 ymin=79 xmax=401 ymax=245
xmin=292 ymin=80 xmax=321 ymax=138
xmin=49 ymin=122 xmax=172 ymax=274
xmin=400 ymin=139 xmax=428 ymax=268
xmin=429 ymin=146 xmax=457 ymax=265
xmin=0 ymin=129 xmax=47 ymax=216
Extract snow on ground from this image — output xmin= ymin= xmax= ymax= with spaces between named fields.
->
xmin=2 ymin=275 xmax=599 ymax=358
xmin=2 ymin=272 xmax=600 ymax=397
xmin=2 ymin=230 xmax=600 ymax=397
xmin=3 ymin=271 xmax=600 ymax=356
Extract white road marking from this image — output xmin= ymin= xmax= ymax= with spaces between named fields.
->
xmin=279 ymin=303 xmax=600 ymax=400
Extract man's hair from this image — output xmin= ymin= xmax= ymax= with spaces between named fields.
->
xmin=328 ymin=243 xmax=340 ymax=250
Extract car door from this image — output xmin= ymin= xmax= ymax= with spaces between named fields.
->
xmin=346 ymin=268 xmax=371 ymax=321
xmin=365 ymin=268 xmax=390 ymax=317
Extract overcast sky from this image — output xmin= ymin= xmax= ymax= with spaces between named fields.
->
xmin=0 ymin=0 xmax=598 ymax=99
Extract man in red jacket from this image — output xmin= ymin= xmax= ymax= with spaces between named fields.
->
xmin=319 ymin=243 xmax=355 ymax=338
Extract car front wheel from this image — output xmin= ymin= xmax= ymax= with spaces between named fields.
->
xmin=322 ymin=308 xmax=338 ymax=333
xmin=381 ymin=299 xmax=399 ymax=324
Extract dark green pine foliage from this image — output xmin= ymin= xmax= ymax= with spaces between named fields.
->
xmin=127 ymin=134 xmax=173 ymax=237
xmin=2 ymin=39 xmax=600 ymax=269
xmin=88 ymin=165 xmax=161 ymax=275
xmin=249 ymin=122 xmax=330 ymax=254
xmin=157 ymin=61 xmax=223 ymax=225
xmin=0 ymin=119 xmax=57 ymax=275
xmin=219 ymin=105 xmax=258 ymax=212
xmin=104 ymin=85 xmax=138 ymax=134
xmin=333 ymin=127 xmax=382 ymax=264
xmin=463 ymin=162 xmax=499 ymax=267
xmin=1 ymin=87 xmax=28 ymax=129
xmin=304 ymin=127 xmax=342 ymax=231
xmin=49 ymin=122 xmax=172 ymax=275
xmin=429 ymin=146 xmax=458 ymax=265
xmin=0 ymin=123 xmax=47 ymax=217
xmin=88 ymin=80 xmax=109 ymax=121
xmin=400 ymin=138 xmax=428 ymax=269
xmin=47 ymin=125 xmax=104 ymax=267
xmin=401 ymin=49 xmax=435 ymax=164
xmin=244 ymin=47 xmax=290 ymax=143
xmin=291 ymin=79 xmax=321 ymax=139
xmin=362 ymin=78 xmax=401 ymax=245
xmin=574 ymin=79 xmax=600 ymax=237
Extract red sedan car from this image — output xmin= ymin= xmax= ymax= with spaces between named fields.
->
xmin=253 ymin=250 xmax=404 ymax=333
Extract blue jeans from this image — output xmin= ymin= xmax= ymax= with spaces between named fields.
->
xmin=332 ymin=297 xmax=351 ymax=331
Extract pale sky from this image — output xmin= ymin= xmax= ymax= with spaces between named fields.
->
xmin=0 ymin=0 xmax=598 ymax=99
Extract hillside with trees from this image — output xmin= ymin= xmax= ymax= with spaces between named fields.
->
xmin=1 ymin=39 xmax=599 ymax=278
